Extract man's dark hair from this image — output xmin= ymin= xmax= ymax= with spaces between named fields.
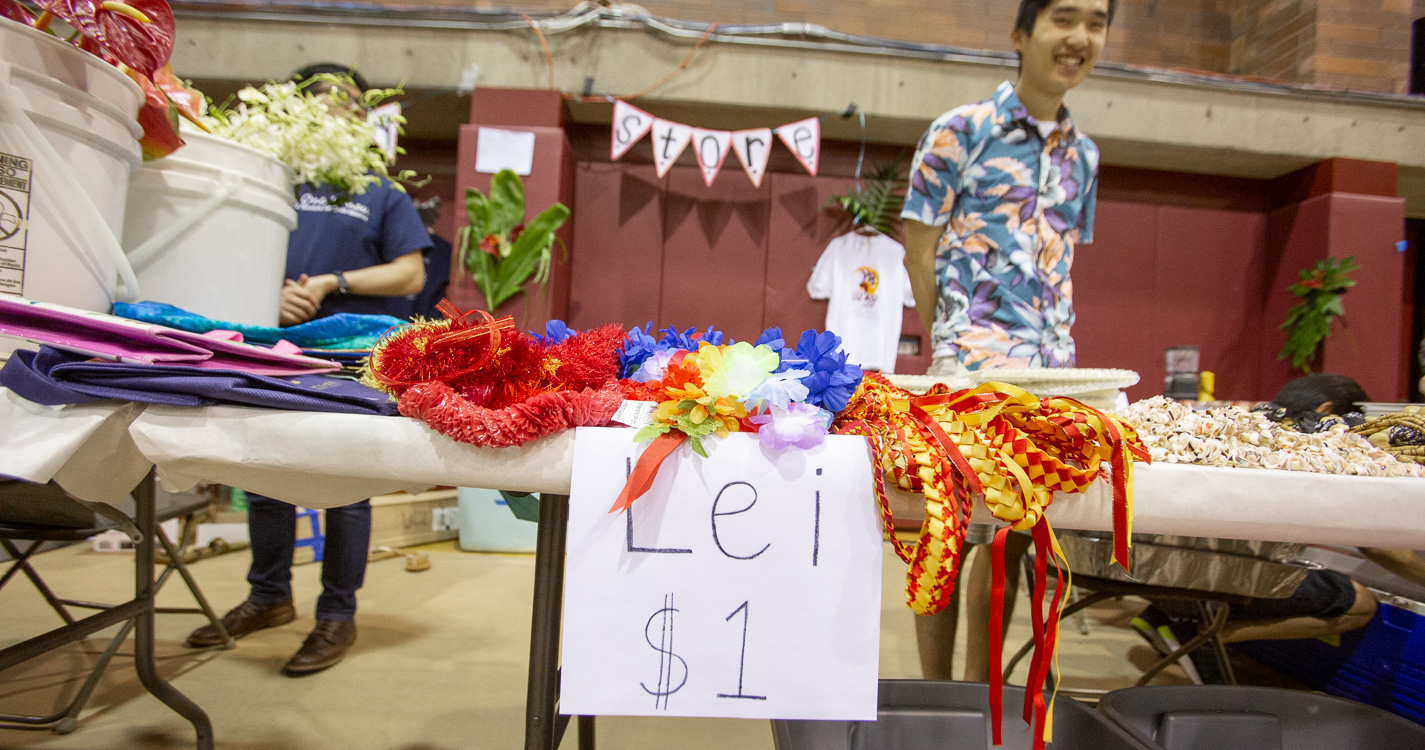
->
xmin=1273 ymin=373 xmax=1370 ymax=416
xmin=1014 ymin=0 xmax=1118 ymax=37
xmin=292 ymin=63 xmax=370 ymax=93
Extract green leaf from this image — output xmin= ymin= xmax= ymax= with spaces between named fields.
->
xmin=487 ymin=170 xmax=526 ymax=237
xmin=633 ymin=423 xmax=670 ymax=443
xmin=689 ymin=435 xmax=708 ymax=458
xmin=464 ymin=187 xmax=492 ymax=239
xmin=492 ymin=203 xmax=569 ymax=303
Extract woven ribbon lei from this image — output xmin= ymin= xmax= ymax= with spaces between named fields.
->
xmin=832 ymin=373 xmax=1149 ymax=749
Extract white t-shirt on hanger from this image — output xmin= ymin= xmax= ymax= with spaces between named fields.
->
xmin=806 ymin=230 xmax=916 ymax=374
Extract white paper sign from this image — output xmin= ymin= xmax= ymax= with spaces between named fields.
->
xmin=650 ymin=119 xmax=693 ymax=179
xmin=560 ymin=428 xmax=883 ymax=720
xmin=611 ymin=101 xmax=655 ymax=161
xmin=475 ymin=127 xmax=536 ymax=175
xmin=776 ymin=118 xmax=821 ymax=176
xmin=689 ymin=128 xmax=732 ymax=187
xmin=730 ymin=129 xmax=773 ymax=188
xmin=369 ymin=102 xmax=402 ymax=163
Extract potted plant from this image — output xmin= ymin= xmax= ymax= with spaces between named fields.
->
xmin=1 ymin=0 xmax=202 ymax=159
xmin=1279 ymin=256 xmax=1360 ymax=373
xmin=458 ymin=169 xmax=570 ymax=316
xmin=826 ymin=158 xmax=907 ymax=236
xmin=200 ymin=74 xmax=420 ymax=199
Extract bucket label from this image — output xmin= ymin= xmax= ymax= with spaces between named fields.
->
xmin=0 ymin=151 xmax=33 ymax=297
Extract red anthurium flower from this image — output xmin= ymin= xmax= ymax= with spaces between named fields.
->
xmin=122 ymin=66 xmax=183 ymax=159
xmin=152 ymin=63 xmax=208 ymax=130
xmin=479 ymin=234 xmax=500 ymax=256
xmin=0 ymin=0 xmax=34 ymax=24
xmin=34 ymin=0 xmax=175 ymax=76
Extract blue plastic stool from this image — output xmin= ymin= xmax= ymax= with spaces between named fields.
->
xmin=294 ymin=507 xmax=324 ymax=563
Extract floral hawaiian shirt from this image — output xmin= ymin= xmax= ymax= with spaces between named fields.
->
xmin=901 ymin=81 xmax=1099 ymax=370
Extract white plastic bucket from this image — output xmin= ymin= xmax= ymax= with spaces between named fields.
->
xmin=0 ymin=18 xmax=143 ymax=311
xmin=457 ymin=488 xmax=539 ymax=553
xmin=123 ymin=129 xmax=297 ymax=326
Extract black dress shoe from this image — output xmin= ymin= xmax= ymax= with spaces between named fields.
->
xmin=186 ymin=598 xmax=296 ymax=647
xmin=282 ymin=619 xmax=357 ymax=677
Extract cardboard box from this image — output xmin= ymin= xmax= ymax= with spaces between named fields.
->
xmin=293 ymin=489 xmax=460 ymax=564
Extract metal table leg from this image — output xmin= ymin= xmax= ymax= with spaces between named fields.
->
xmin=526 ymin=492 xmax=569 ymax=750
xmin=131 ymin=471 xmax=214 ymax=750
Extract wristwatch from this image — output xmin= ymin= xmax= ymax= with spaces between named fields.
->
xmin=333 ymin=271 xmax=351 ymax=295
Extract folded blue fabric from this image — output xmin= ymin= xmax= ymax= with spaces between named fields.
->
xmin=112 ymin=301 xmax=405 ymax=350
xmin=1 ymin=347 xmax=398 ymax=416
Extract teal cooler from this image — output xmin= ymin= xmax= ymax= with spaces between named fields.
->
xmin=457 ymin=488 xmax=539 ymax=553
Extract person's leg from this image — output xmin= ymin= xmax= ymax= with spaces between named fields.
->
xmin=187 ymin=493 xmax=297 ymax=647
xmin=963 ymin=531 xmax=1030 ymax=682
xmin=914 ymin=582 xmax=961 ymax=680
xmin=282 ymin=499 xmax=370 ymax=676
xmin=246 ymin=493 xmax=298 ymax=605
xmin=1220 ymin=579 xmax=1377 ymax=643
xmin=313 ymin=499 xmax=372 ymax=622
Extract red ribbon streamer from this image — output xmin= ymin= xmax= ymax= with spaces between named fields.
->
xmin=988 ymin=526 xmax=1010 ymax=746
xmin=608 ymin=431 xmax=688 ymax=514
xmin=909 ymin=404 xmax=984 ymax=495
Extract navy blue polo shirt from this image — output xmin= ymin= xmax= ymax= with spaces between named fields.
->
xmin=285 ymin=179 xmax=432 ymax=320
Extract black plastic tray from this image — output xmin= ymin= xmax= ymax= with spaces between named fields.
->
xmin=771 ymin=680 xmax=1152 ymax=750
xmin=1098 ymin=685 xmax=1425 ymax=750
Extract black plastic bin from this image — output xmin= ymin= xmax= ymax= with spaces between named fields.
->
xmin=1097 ymin=685 xmax=1425 ymax=750
xmin=771 ymin=680 xmax=1153 ymax=750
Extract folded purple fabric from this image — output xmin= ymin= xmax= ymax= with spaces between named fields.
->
xmin=0 ymin=298 xmax=338 ymax=376
xmin=1 ymin=347 xmax=397 ymax=416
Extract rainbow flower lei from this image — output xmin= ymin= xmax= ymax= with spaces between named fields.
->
xmin=619 ymin=325 xmax=864 ymax=456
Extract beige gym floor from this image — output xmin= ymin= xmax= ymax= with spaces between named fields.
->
xmin=0 ymin=539 xmax=1203 ymax=749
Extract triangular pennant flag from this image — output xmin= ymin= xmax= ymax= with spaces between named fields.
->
xmin=650 ymin=118 xmax=693 ymax=178
xmin=689 ymin=128 xmax=733 ymax=187
xmin=610 ymin=100 xmax=655 ymax=161
xmin=777 ymin=117 xmax=821 ymax=176
xmin=731 ymin=128 xmax=773 ymax=188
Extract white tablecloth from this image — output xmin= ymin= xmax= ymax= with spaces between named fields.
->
xmin=4 ymin=388 xmax=1425 ymax=548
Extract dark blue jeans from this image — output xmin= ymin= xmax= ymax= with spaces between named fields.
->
xmin=246 ymin=494 xmax=370 ymax=622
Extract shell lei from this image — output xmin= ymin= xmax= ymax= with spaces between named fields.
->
xmin=832 ymin=374 xmax=1149 ymax=749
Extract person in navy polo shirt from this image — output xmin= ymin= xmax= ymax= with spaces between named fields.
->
xmin=186 ymin=64 xmax=430 ymax=676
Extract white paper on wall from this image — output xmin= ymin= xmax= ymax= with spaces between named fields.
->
xmin=610 ymin=101 xmax=655 ymax=161
xmin=369 ymin=102 xmax=402 ymax=163
xmin=730 ymin=128 xmax=773 ymax=188
xmin=650 ymin=119 xmax=693 ymax=179
xmin=475 ymin=127 xmax=536 ymax=175
xmin=560 ymin=428 xmax=883 ymax=720
xmin=776 ymin=118 xmax=821 ymax=176
xmin=688 ymin=128 xmax=732 ymax=187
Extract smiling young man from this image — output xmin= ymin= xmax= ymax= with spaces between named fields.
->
xmin=900 ymin=0 xmax=1115 ymax=682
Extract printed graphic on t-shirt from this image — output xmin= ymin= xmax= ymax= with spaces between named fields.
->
xmin=295 ymin=193 xmax=372 ymax=222
xmin=855 ymin=267 xmax=879 ymax=304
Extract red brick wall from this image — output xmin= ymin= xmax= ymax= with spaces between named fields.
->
xmin=281 ymin=0 xmax=1416 ymax=92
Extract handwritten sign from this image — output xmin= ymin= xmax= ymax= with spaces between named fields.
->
xmin=560 ymin=427 xmax=882 ymax=720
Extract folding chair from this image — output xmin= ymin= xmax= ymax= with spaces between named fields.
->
xmin=0 ymin=480 xmax=233 ymax=734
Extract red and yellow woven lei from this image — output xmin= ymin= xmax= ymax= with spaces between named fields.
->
xmin=833 ymin=374 xmax=1150 ymax=749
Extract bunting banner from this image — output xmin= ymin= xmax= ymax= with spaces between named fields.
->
xmin=608 ymin=101 xmax=824 ymax=186
xmin=689 ymin=127 xmax=733 ymax=187
xmin=731 ymin=128 xmax=773 ymax=188
xmin=650 ymin=118 xmax=693 ymax=179
xmin=610 ymin=100 xmax=655 ymax=161
xmin=777 ymin=117 xmax=821 ymax=177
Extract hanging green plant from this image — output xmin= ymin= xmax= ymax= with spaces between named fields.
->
xmin=457 ymin=170 xmax=570 ymax=313
xmin=824 ymin=158 xmax=907 ymax=236
xmin=1278 ymin=256 xmax=1360 ymax=374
